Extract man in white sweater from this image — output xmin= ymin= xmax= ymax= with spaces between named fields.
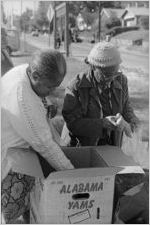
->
xmin=1 ymin=49 xmax=74 ymax=223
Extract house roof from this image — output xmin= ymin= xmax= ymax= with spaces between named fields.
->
xmin=101 ymin=8 xmax=125 ymax=19
xmin=122 ymin=7 xmax=149 ymax=17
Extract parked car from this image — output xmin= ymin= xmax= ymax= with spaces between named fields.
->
xmin=6 ymin=27 xmax=20 ymax=55
xmin=32 ymin=30 xmax=39 ymax=37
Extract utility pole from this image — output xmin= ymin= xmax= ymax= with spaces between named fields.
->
xmin=53 ymin=2 xmax=57 ymax=49
xmin=20 ymin=0 xmax=22 ymax=27
xmin=33 ymin=0 xmax=36 ymax=18
xmin=47 ymin=3 xmax=55 ymax=47
xmin=11 ymin=3 xmax=14 ymax=28
xmin=98 ymin=1 xmax=101 ymax=42
xmin=65 ymin=2 xmax=69 ymax=56
xmin=20 ymin=0 xmax=26 ymax=52
xmin=49 ymin=20 xmax=51 ymax=47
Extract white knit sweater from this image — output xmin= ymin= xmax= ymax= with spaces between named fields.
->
xmin=1 ymin=64 xmax=73 ymax=179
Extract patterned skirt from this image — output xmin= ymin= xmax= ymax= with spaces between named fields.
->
xmin=1 ymin=170 xmax=35 ymax=223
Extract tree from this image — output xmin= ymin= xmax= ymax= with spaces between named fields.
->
xmin=79 ymin=1 xmax=121 ymax=13
xmin=82 ymin=10 xmax=97 ymax=26
xmin=20 ymin=8 xmax=33 ymax=32
xmin=1 ymin=1 xmax=7 ymax=24
xmin=113 ymin=1 xmax=123 ymax=8
xmin=34 ymin=1 xmax=49 ymax=30
xmin=32 ymin=1 xmax=61 ymax=32
xmin=139 ymin=16 xmax=149 ymax=30
xmin=68 ymin=13 xmax=76 ymax=27
xmin=105 ymin=16 xmax=121 ymax=29
xmin=68 ymin=1 xmax=82 ymax=15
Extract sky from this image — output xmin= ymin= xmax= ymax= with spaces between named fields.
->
xmin=3 ymin=0 xmax=39 ymax=17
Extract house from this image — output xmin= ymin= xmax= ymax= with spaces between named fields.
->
xmin=121 ymin=1 xmax=149 ymax=9
xmin=121 ymin=7 xmax=149 ymax=27
xmin=101 ymin=8 xmax=125 ymax=20
xmin=101 ymin=8 xmax=125 ymax=26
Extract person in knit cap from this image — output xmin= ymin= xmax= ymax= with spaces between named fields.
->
xmin=62 ymin=41 xmax=140 ymax=147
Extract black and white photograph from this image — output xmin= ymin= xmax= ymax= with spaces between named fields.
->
xmin=1 ymin=0 xmax=149 ymax=223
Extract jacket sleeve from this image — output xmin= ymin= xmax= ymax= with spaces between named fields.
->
xmin=122 ymin=76 xmax=140 ymax=131
xmin=62 ymin=78 xmax=104 ymax=137
xmin=6 ymin=82 xmax=74 ymax=171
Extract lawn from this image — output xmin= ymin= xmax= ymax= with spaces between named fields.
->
xmin=115 ymin=29 xmax=149 ymax=41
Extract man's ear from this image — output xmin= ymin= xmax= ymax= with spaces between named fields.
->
xmin=32 ymin=71 xmax=39 ymax=81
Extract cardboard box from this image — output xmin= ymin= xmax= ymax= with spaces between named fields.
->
xmin=8 ymin=146 xmax=144 ymax=224
xmin=38 ymin=167 xmax=121 ymax=224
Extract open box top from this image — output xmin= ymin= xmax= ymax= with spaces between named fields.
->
xmin=8 ymin=145 xmax=144 ymax=180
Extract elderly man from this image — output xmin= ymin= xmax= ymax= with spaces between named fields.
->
xmin=1 ymin=49 xmax=74 ymax=223
xmin=62 ymin=41 xmax=140 ymax=147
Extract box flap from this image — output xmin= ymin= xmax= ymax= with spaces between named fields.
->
xmin=47 ymin=167 xmax=122 ymax=180
xmin=7 ymin=148 xmax=44 ymax=178
xmin=94 ymin=146 xmax=144 ymax=174
xmin=62 ymin=147 xmax=91 ymax=168
xmin=117 ymin=166 xmax=144 ymax=174
xmin=95 ymin=145 xmax=138 ymax=166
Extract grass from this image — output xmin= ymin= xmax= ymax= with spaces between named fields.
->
xmin=115 ymin=29 xmax=149 ymax=41
xmin=126 ymin=45 xmax=149 ymax=54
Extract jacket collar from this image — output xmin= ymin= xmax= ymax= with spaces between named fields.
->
xmin=78 ymin=70 xmax=93 ymax=88
xmin=78 ymin=70 xmax=123 ymax=90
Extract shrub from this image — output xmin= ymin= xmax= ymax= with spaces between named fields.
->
xmin=105 ymin=26 xmax=140 ymax=37
xmin=139 ymin=16 xmax=149 ymax=30
xmin=105 ymin=17 xmax=121 ymax=29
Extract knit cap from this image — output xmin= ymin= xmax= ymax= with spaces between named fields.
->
xmin=87 ymin=41 xmax=122 ymax=67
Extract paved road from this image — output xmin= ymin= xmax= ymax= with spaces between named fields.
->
xmin=23 ymin=33 xmax=149 ymax=73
